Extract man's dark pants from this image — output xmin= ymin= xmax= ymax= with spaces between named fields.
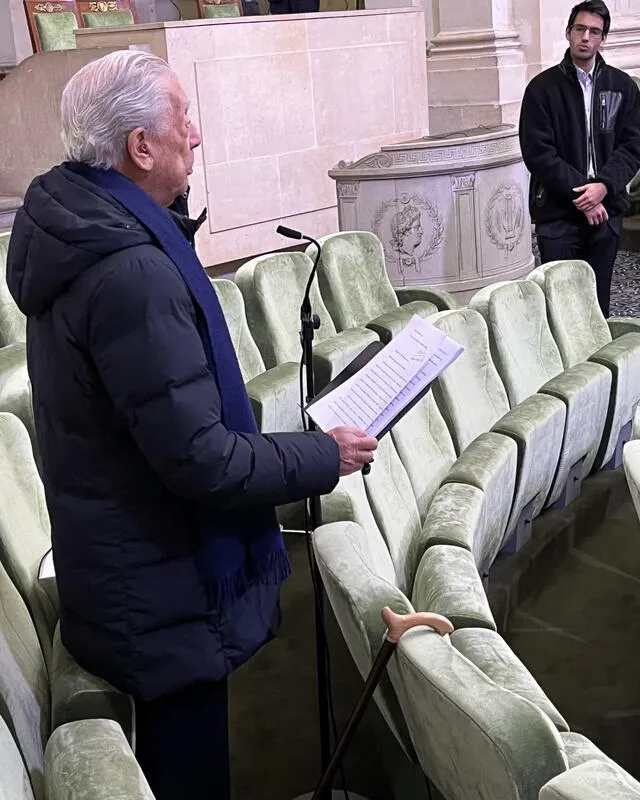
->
xmin=135 ymin=679 xmax=229 ymax=800
xmin=536 ymin=217 xmax=620 ymax=318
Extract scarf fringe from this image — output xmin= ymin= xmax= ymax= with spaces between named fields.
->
xmin=207 ymin=548 xmax=292 ymax=610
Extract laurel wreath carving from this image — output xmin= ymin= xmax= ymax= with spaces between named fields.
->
xmin=372 ymin=192 xmax=444 ymax=268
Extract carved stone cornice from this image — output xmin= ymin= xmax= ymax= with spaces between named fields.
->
xmin=427 ymin=27 xmax=523 ymax=59
xmin=603 ymin=15 xmax=640 ymax=52
xmin=329 ymin=128 xmax=522 ymax=180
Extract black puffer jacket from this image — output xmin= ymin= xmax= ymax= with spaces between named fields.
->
xmin=519 ymin=50 xmax=640 ymax=224
xmin=7 ymin=165 xmax=340 ymax=701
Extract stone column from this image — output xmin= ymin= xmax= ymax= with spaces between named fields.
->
xmin=0 ymin=0 xmax=33 ymax=72
xmin=426 ymin=0 xmax=527 ymax=134
xmin=513 ymin=0 xmax=640 ymax=81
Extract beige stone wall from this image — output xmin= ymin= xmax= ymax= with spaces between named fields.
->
xmin=513 ymin=0 xmax=640 ymax=80
xmin=70 ymin=11 xmax=429 ymax=267
xmin=422 ymin=0 xmax=640 ymax=134
xmin=0 ymin=0 xmax=33 ymax=68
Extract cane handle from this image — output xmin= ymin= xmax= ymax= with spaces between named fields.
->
xmin=381 ymin=606 xmax=454 ymax=643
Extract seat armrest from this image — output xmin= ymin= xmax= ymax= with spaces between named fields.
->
xmin=367 ymin=301 xmax=438 ymax=343
xmin=312 ymin=327 xmax=379 ymax=389
xmin=608 ymin=317 xmax=640 ymax=339
xmin=50 ymin=625 xmax=135 ymax=746
xmin=539 ymin=759 xmax=640 ymax=799
xmin=45 ymin=719 xmax=154 ymax=799
xmin=412 ymin=544 xmax=497 ymax=631
xmin=395 ymin=286 xmax=458 ymax=311
xmin=246 ymin=361 xmax=301 ymax=433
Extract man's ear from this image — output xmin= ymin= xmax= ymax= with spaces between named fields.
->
xmin=565 ymin=26 xmax=571 ymax=42
xmin=126 ymin=127 xmax=153 ymax=173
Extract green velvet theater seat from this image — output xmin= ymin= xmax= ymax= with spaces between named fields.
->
xmin=202 ymin=2 xmax=242 ymax=16
xmin=212 ymin=278 xmax=302 ymax=433
xmin=34 ymin=12 xmax=78 ymax=51
xmin=470 ymin=279 xmax=611 ymax=506
xmin=305 ymin=231 xmax=457 ymax=342
xmin=0 ymin=412 xmax=53 ymax=664
xmin=235 ymin=252 xmax=378 ymax=390
xmin=80 ymin=10 xmax=134 ymax=27
xmin=0 ymin=233 xmax=27 ymax=346
xmin=0 ymin=550 xmax=139 ymax=799
xmin=429 ymin=308 xmax=566 ymax=551
xmin=528 ymin=260 xmax=640 ymax=470
xmin=44 ymin=719 xmax=155 ymax=799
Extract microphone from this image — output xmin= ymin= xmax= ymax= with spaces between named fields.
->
xmin=276 ymin=224 xmax=322 ymax=322
xmin=276 ymin=224 xmax=323 ymax=411
xmin=276 ymin=225 xmax=304 ymax=240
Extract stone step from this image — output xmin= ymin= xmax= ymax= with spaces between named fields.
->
xmin=0 ymin=193 xmax=21 ymax=232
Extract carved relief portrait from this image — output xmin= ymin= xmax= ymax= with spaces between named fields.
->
xmin=372 ymin=192 xmax=444 ymax=282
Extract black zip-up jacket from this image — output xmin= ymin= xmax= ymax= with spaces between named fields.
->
xmin=519 ymin=49 xmax=640 ymax=225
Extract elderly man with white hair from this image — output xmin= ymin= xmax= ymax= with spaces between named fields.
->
xmin=6 ymin=50 xmax=377 ymax=800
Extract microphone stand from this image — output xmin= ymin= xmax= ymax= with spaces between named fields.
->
xmin=275 ymin=228 xmax=454 ymax=799
xmin=277 ymin=225 xmax=370 ymax=800
xmin=276 ymin=225 xmax=335 ymax=789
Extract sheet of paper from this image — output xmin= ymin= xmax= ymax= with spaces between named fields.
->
xmin=307 ymin=315 xmax=463 ymax=437
xmin=38 ymin=549 xmax=55 ymax=580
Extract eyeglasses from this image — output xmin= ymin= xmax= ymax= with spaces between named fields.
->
xmin=572 ymin=23 xmax=604 ymax=38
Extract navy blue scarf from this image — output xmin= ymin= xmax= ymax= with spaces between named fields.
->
xmin=75 ymin=165 xmax=290 ymax=608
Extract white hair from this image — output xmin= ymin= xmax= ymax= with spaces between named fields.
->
xmin=60 ymin=50 xmax=176 ymax=169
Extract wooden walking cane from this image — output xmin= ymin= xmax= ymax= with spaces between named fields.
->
xmin=309 ymin=607 xmax=454 ymax=800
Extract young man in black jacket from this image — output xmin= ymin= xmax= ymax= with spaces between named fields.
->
xmin=519 ymin=0 xmax=640 ymax=316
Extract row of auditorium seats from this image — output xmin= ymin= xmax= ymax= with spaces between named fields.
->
xmin=220 ymin=232 xmax=640 ymax=797
xmin=1 ymin=226 xmax=640 ymax=797
xmin=23 ymin=0 xmax=135 ymax=53
xmin=24 ymin=0 xmax=246 ymax=55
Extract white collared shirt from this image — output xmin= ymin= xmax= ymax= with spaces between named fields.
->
xmin=576 ymin=63 xmax=596 ymax=178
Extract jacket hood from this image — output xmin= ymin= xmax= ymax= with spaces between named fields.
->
xmin=7 ymin=164 xmax=153 ymax=316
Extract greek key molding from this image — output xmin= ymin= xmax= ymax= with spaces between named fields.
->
xmin=335 ymin=137 xmax=519 ymax=176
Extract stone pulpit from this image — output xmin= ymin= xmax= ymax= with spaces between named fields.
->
xmin=329 ymin=125 xmax=534 ymax=301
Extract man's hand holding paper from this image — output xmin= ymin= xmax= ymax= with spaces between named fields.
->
xmin=327 ymin=426 xmax=378 ymax=476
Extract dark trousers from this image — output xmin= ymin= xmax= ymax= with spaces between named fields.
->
xmin=135 ymin=680 xmax=229 ymax=800
xmin=536 ymin=217 xmax=620 ymax=318
xmin=269 ymin=0 xmax=319 ymax=12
